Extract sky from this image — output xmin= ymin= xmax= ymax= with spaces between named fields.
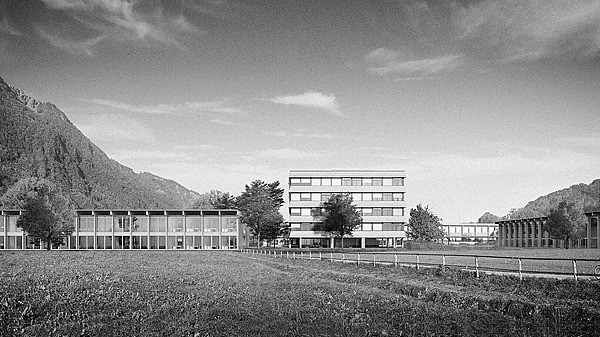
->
xmin=1 ymin=0 xmax=600 ymax=223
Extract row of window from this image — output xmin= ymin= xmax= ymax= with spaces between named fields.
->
xmin=290 ymin=192 xmax=405 ymax=202
xmin=444 ymin=226 xmax=497 ymax=235
xmin=290 ymin=177 xmax=404 ymax=187
xmin=289 ymin=222 xmax=404 ymax=231
xmin=77 ymin=216 xmax=238 ymax=233
xmin=289 ymin=207 xmax=405 ymax=217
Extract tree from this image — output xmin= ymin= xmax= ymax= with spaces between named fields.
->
xmin=407 ymin=204 xmax=444 ymax=242
xmin=1 ymin=178 xmax=74 ymax=250
xmin=236 ymin=180 xmax=285 ymax=247
xmin=319 ymin=193 xmax=362 ymax=248
xmin=211 ymin=192 xmax=236 ymax=209
xmin=477 ymin=212 xmax=503 ymax=223
xmin=543 ymin=201 xmax=586 ymax=249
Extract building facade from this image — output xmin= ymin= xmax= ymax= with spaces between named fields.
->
xmin=0 ymin=209 xmax=243 ymax=250
xmin=287 ymin=169 xmax=407 ymax=248
xmin=442 ymin=223 xmax=498 ymax=244
xmin=496 ymin=215 xmax=598 ymax=249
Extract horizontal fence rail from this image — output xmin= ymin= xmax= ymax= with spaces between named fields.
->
xmin=240 ymin=248 xmax=600 ymax=281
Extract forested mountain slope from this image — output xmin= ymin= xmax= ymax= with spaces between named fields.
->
xmin=0 ymin=76 xmax=199 ymax=209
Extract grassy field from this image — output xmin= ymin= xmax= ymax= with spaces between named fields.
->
xmin=1 ymin=251 xmax=600 ymax=336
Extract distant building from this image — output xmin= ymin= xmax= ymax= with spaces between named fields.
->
xmin=585 ymin=211 xmax=599 ymax=249
xmin=287 ymin=169 xmax=407 ymax=248
xmin=442 ymin=223 xmax=498 ymax=244
xmin=0 ymin=209 xmax=242 ymax=250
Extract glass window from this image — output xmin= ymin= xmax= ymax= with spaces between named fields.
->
xmin=393 ymin=208 xmax=403 ymax=216
xmin=290 ymin=178 xmax=301 ymax=186
xmin=7 ymin=216 xmax=19 ymax=232
xmin=363 ymin=193 xmax=372 ymax=201
xmin=78 ymin=216 xmax=94 ymax=232
xmin=372 ymin=208 xmax=382 ymax=216
xmin=222 ymin=217 xmax=237 ymax=232
xmin=362 ymin=178 xmax=372 ymax=186
xmin=321 ymin=193 xmax=331 ymax=202
xmin=300 ymin=193 xmax=311 ymax=201
xmin=392 ymin=193 xmax=403 ymax=201
xmin=372 ymin=178 xmax=382 ymax=186
xmin=311 ymin=178 xmax=321 ymax=186
xmin=311 ymin=193 xmax=320 ymax=201
xmin=342 ymin=178 xmax=352 ymax=186
xmin=351 ymin=178 xmax=362 ymax=186
xmin=205 ymin=217 xmax=220 ymax=232
xmin=132 ymin=216 xmax=148 ymax=232
xmin=311 ymin=208 xmax=323 ymax=216
xmin=290 ymin=223 xmax=301 ymax=230
xmin=300 ymin=208 xmax=311 ymax=216
xmin=372 ymin=193 xmax=382 ymax=201
xmin=149 ymin=216 xmax=166 ymax=232
xmin=290 ymin=193 xmax=300 ymax=201
xmin=187 ymin=217 xmax=202 ymax=232
xmin=115 ymin=216 xmax=130 ymax=232
xmin=332 ymin=178 xmax=342 ymax=186
xmin=300 ymin=178 xmax=311 ymax=186
xmin=382 ymin=193 xmax=393 ymax=201
xmin=167 ymin=216 xmax=184 ymax=232
xmin=373 ymin=223 xmax=383 ymax=231
xmin=0 ymin=217 xmax=3 ymax=231
xmin=392 ymin=177 xmax=404 ymax=186
xmin=321 ymin=178 xmax=331 ymax=186
xmin=352 ymin=193 xmax=361 ymax=201
xmin=290 ymin=208 xmax=301 ymax=216
xmin=300 ymin=223 xmax=313 ymax=231
xmin=383 ymin=178 xmax=393 ymax=186
xmin=362 ymin=208 xmax=373 ymax=216
xmin=382 ymin=208 xmax=393 ymax=216
xmin=362 ymin=223 xmax=372 ymax=231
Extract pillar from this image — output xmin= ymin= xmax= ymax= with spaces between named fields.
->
xmin=537 ymin=221 xmax=542 ymax=248
xmin=361 ymin=237 xmax=366 ymax=249
xmin=93 ymin=213 xmax=98 ymax=249
xmin=330 ymin=237 xmax=334 ymax=249
xmin=524 ymin=221 xmax=529 ymax=247
xmin=596 ymin=215 xmax=600 ymax=250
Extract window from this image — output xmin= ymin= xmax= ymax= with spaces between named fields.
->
xmin=167 ymin=216 xmax=183 ymax=232
xmin=372 ymin=178 xmax=382 ymax=186
xmin=392 ymin=193 xmax=404 ymax=201
xmin=392 ymin=177 xmax=404 ymax=186
xmin=362 ymin=178 xmax=372 ymax=186
xmin=372 ymin=208 xmax=382 ymax=216
xmin=290 ymin=208 xmax=301 ymax=216
xmin=382 ymin=193 xmax=393 ymax=201
xmin=393 ymin=208 xmax=404 ymax=216
xmin=362 ymin=223 xmax=372 ymax=231
xmin=351 ymin=178 xmax=362 ymax=186
xmin=321 ymin=193 xmax=332 ymax=202
xmin=372 ymin=193 xmax=382 ymax=201
xmin=300 ymin=178 xmax=311 ymax=186
xmin=311 ymin=193 xmax=320 ymax=201
xmin=204 ymin=217 xmax=220 ymax=232
xmin=187 ymin=217 xmax=202 ymax=232
xmin=290 ymin=178 xmax=301 ymax=186
xmin=342 ymin=178 xmax=352 ymax=186
xmin=132 ymin=216 xmax=148 ymax=232
xmin=321 ymin=178 xmax=331 ymax=186
xmin=352 ymin=193 xmax=361 ymax=201
xmin=382 ymin=208 xmax=393 ymax=216
xmin=149 ymin=216 xmax=166 ymax=232
xmin=311 ymin=208 xmax=323 ymax=216
xmin=222 ymin=217 xmax=237 ymax=232
xmin=300 ymin=223 xmax=313 ymax=231
xmin=300 ymin=193 xmax=311 ymax=201
xmin=362 ymin=208 xmax=372 ymax=216
xmin=332 ymin=178 xmax=342 ymax=186
xmin=300 ymin=208 xmax=311 ymax=216
xmin=311 ymin=178 xmax=321 ymax=186
xmin=383 ymin=178 xmax=393 ymax=186
xmin=373 ymin=223 xmax=383 ymax=231
xmin=290 ymin=223 xmax=301 ymax=230
xmin=363 ymin=193 xmax=372 ymax=201
xmin=290 ymin=193 xmax=300 ymax=201
xmin=79 ymin=216 xmax=94 ymax=231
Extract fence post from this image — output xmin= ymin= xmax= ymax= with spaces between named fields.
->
xmin=416 ymin=254 xmax=420 ymax=270
xmin=394 ymin=254 xmax=398 ymax=267
xmin=319 ymin=251 xmax=322 ymax=260
xmin=442 ymin=255 xmax=446 ymax=269
xmin=357 ymin=253 xmax=360 ymax=265
xmin=373 ymin=254 xmax=376 ymax=266
xmin=518 ymin=258 xmax=523 ymax=281
xmin=475 ymin=256 xmax=479 ymax=278
xmin=301 ymin=251 xmax=304 ymax=259
xmin=309 ymin=251 xmax=312 ymax=260
xmin=572 ymin=260 xmax=578 ymax=282
xmin=342 ymin=253 xmax=345 ymax=263
xmin=330 ymin=251 xmax=333 ymax=261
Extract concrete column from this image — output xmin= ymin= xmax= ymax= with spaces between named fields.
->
xmin=330 ymin=237 xmax=334 ymax=248
xmin=93 ymin=213 xmax=98 ymax=249
xmin=596 ymin=215 xmax=600 ymax=250
xmin=129 ymin=213 xmax=133 ymax=250
xmin=147 ymin=212 xmax=151 ymax=250
xmin=299 ymin=237 xmax=303 ymax=248
xmin=75 ymin=213 xmax=80 ymax=249
xmin=537 ymin=221 xmax=542 ymax=248
xmin=3 ymin=212 xmax=7 ymax=249
xmin=361 ymin=237 xmax=366 ymax=249
xmin=587 ymin=216 xmax=592 ymax=248
xmin=183 ymin=212 xmax=187 ymax=250
xmin=524 ymin=222 xmax=529 ymax=247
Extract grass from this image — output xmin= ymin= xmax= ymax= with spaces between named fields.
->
xmin=1 ymin=250 xmax=600 ymax=336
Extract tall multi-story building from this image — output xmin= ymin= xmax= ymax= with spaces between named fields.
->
xmin=287 ymin=169 xmax=407 ymax=248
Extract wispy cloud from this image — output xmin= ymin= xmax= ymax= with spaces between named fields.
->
xmin=88 ymin=98 xmax=246 ymax=116
xmin=270 ymin=129 xmax=337 ymax=139
xmin=38 ymin=0 xmax=202 ymax=55
xmin=258 ymin=148 xmax=328 ymax=160
xmin=72 ymin=113 xmax=156 ymax=144
xmin=0 ymin=15 xmax=23 ymax=36
xmin=268 ymin=91 xmax=342 ymax=116
xmin=210 ymin=119 xmax=248 ymax=127
xmin=366 ymin=49 xmax=463 ymax=78
xmin=455 ymin=0 xmax=600 ymax=62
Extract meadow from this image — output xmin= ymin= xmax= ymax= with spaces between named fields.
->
xmin=1 ymin=250 xmax=599 ymax=336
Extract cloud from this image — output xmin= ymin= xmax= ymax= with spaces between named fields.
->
xmin=455 ymin=0 xmax=600 ymax=62
xmin=88 ymin=98 xmax=246 ymax=116
xmin=366 ymin=50 xmax=463 ymax=77
xmin=268 ymin=91 xmax=342 ymax=116
xmin=270 ymin=130 xmax=337 ymax=139
xmin=258 ymin=148 xmax=328 ymax=160
xmin=38 ymin=0 xmax=202 ymax=54
xmin=0 ymin=15 xmax=23 ymax=36
xmin=72 ymin=113 xmax=156 ymax=144
xmin=210 ymin=119 xmax=248 ymax=127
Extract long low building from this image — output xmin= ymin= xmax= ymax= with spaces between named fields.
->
xmin=442 ymin=223 xmax=498 ymax=244
xmin=496 ymin=211 xmax=600 ymax=249
xmin=1 ymin=209 xmax=243 ymax=250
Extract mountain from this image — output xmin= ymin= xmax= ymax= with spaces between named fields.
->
xmin=478 ymin=179 xmax=600 ymax=221
xmin=0 ymin=76 xmax=199 ymax=209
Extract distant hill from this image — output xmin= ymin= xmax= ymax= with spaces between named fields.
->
xmin=0 ymin=76 xmax=199 ymax=209
xmin=478 ymin=179 xmax=600 ymax=222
